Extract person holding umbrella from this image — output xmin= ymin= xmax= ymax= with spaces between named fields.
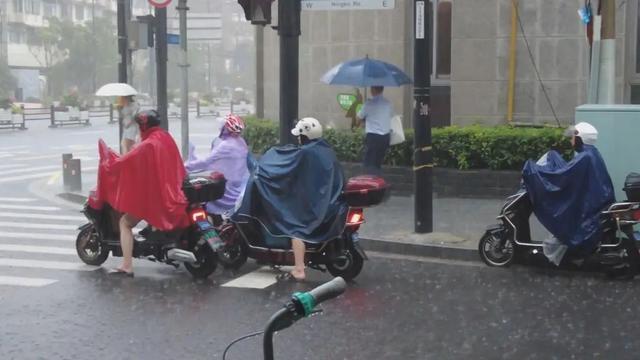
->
xmin=356 ymin=86 xmax=394 ymax=175
xmin=321 ymin=56 xmax=411 ymax=175
xmin=118 ymin=95 xmax=140 ymax=154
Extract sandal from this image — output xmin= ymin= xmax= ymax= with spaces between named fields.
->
xmin=108 ymin=268 xmax=134 ymax=278
xmin=276 ymin=272 xmax=305 ymax=282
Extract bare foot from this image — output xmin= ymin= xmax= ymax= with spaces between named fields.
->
xmin=290 ymin=268 xmax=306 ymax=281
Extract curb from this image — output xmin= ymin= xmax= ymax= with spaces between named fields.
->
xmin=56 ymin=193 xmax=480 ymax=263
xmin=359 ymin=237 xmax=479 ymax=262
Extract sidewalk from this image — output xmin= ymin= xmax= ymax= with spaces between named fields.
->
xmin=34 ymin=173 xmax=548 ymax=262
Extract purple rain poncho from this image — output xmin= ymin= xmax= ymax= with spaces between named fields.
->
xmin=185 ymin=132 xmax=249 ymax=215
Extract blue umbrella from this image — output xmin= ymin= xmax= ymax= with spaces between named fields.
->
xmin=321 ymin=56 xmax=412 ymax=87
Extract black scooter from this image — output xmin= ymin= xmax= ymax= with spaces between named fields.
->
xmin=75 ymin=176 xmax=227 ymax=278
xmin=478 ymin=186 xmax=640 ymax=277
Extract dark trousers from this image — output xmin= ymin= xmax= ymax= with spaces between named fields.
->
xmin=363 ymin=132 xmax=390 ymax=175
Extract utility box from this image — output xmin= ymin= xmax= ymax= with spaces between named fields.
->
xmin=575 ymin=104 xmax=640 ymax=201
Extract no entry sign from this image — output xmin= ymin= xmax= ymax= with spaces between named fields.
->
xmin=148 ymin=0 xmax=172 ymax=8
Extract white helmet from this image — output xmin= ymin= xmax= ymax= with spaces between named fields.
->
xmin=291 ymin=117 xmax=323 ymax=140
xmin=566 ymin=122 xmax=598 ymax=145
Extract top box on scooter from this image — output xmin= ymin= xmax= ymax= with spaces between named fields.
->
xmin=344 ymin=175 xmax=390 ymax=208
xmin=182 ymin=174 xmax=226 ymax=204
xmin=624 ymin=172 xmax=640 ymax=202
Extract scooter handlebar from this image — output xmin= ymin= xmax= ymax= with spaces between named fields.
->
xmin=307 ymin=277 xmax=347 ymax=306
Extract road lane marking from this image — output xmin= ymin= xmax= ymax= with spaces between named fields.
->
xmin=0 ymin=168 xmax=96 ymax=183
xmin=0 ymin=204 xmax=61 ymax=211
xmin=0 ymin=258 xmax=97 ymax=271
xmin=221 ymin=267 xmax=278 ymax=289
xmin=0 ymin=164 xmax=27 ymax=170
xmin=0 ymin=244 xmax=75 ymax=255
xmin=0 ymin=165 xmax=59 ymax=176
xmin=0 ymin=197 xmax=37 ymax=202
xmin=368 ymin=251 xmax=484 ymax=268
xmin=0 ymin=221 xmax=77 ymax=231
xmin=47 ymin=172 xmax=61 ymax=185
xmin=0 ymin=275 xmax=58 ymax=287
xmin=0 ymin=231 xmax=76 ymax=242
xmin=0 ymin=212 xmax=85 ymax=221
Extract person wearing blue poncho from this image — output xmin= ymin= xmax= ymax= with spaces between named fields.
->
xmin=522 ymin=122 xmax=615 ymax=262
xmin=234 ymin=117 xmax=348 ymax=281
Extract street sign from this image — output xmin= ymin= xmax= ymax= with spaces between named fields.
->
xmin=167 ymin=33 xmax=180 ymax=45
xmin=302 ymin=0 xmax=395 ymax=10
xmin=148 ymin=0 xmax=172 ymax=8
xmin=337 ymin=94 xmax=357 ymax=111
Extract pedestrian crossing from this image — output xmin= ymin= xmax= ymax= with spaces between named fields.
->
xmin=0 ymin=197 xmax=97 ymax=288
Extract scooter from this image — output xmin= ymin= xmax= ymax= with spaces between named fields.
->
xmin=75 ymin=175 xmax=227 ymax=278
xmin=478 ymin=186 xmax=640 ymax=277
xmin=215 ymin=175 xmax=389 ymax=281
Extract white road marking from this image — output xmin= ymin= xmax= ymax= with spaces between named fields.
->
xmin=0 ymin=212 xmax=85 ymax=221
xmin=0 ymin=165 xmax=59 ymax=176
xmin=0 ymin=221 xmax=77 ymax=231
xmin=0 ymin=244 xmax=75 ymax=255
xmin=0 ymin=231 xmax=76 ymax=242
xmin=0 ymin=258 xmax=97 ymax=271
xmin=0 ymin=204 xmax=60 ymax=211
xmin=0 ymin=172 xmax=58 ymax=183
xmin=68 ymin=130 xmax=105 ymax=135
xmin=0 ymin=197 xmax=36 ymax=202
xmin=0 ymin=145 xmax=28 ymax=151
xmin=47 ymin=172 xmax=61 ymax=185
xmin=0 ymin=275 xmax=58 ymax=287
xmin=0 ymin=164 xmax=27 ymax=170
xmin=221 ymin=267 xmax=278 ymax=289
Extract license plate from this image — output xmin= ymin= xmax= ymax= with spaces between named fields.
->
xmin=197 ymin=220 xmax=213 ymax=232
xmin=203 ymin=229 xmax=223 ymax=250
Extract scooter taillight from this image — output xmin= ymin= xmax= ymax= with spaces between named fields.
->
xmin=347 ymin=208 xmax=365 ymax=226
xmin=190 ymin=208 xmax=207 ymax=223
xmin=632 ymin=210 xmax=640 ymax=221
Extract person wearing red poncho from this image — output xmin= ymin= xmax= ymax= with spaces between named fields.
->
xmin=94 ymin=110 xmax=189 ymax=276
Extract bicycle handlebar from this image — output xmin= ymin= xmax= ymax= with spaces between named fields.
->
xmin=308 ymin=276 xmax=347 ymax=306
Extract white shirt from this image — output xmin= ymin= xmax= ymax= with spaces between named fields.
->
xmin=357 ymin=95 xmax=394 ymax=135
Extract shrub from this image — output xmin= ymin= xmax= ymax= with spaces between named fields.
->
xmin=242 ymin=117 xmax=572 ymax=171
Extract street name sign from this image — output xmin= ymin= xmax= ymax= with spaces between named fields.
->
xmin=302 ymin=0 xmax=395 ymax=11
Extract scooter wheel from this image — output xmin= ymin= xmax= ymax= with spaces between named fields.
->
xmin=76 ymin=224 xmax=109 ymax=266
xmin=185 ymin=245 xmax=218 ymax=279
xmin=327 ymin=248 xmax=364 ymax=281
xmin=479 ymin=231 xmax=515 ymax=267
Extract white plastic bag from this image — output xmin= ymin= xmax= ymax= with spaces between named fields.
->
xmin=389 ymin=115 xmax=405 ymax=146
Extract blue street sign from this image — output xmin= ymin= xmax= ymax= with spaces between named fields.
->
xmin=167 ymin=33 xmax=180 ymax=45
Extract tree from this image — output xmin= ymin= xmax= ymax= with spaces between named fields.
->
xmin=0 ymin=58 xmax=17 ymax=99
xmin=26 ymin=17 xmax=68 ymax=97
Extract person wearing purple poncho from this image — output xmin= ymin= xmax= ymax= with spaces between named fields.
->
xmin=185 ymin=114 xmax=249 ymax=217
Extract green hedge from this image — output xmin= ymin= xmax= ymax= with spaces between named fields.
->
xmin=243 ymin=117 xmax=572 ymax=171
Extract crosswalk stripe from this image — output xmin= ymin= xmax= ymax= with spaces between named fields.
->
xmin=0 ymin=165 xmax=59 ymax=176
xmin=0 ymin=145 xmax=28 ymax=151
xmin=0 ymin=221 xmax=77 ymax=231
xmin=0 ymin=231 xmax=76 ymax=242
xmin=0 ymin=244 xmax=75 ymax=255
xmin=0 ymin=204 xmax=60 ymax=211
xmin=0 ymin=163 xmax=27 ymax=170
xmin=221 ymin=267 xmax=278 ymax=289
xmin=0 ymin=154 xmax=13 ymax=159
xmin=0 ymin=171 xmax=58 ymax=184
xmin=0 ymin=197 xmax=36 ymax=202
xmin=0 ymin=275 xmax=58 ymax=287
xmin=18 ymin=153 xmax=92 ymax=162
xmin=0 ymin=212 xmax=85 ymax=221
xmin=0 ymin=258 xmax=97 ymax=271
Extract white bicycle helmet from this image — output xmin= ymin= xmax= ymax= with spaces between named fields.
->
xmin=291 ymin=117 xmax=323 ymax=140
xmin=565 ymin=122 xmax=598 ymax=145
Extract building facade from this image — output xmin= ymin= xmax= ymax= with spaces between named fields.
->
xmin=260 ymin=0 xmax=640 ymax=129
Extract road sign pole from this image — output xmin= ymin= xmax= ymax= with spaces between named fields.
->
xmin=278 ymin=0 xmax=301 ymax=145
xmin=177 ymin=0 xmax=189 ymax=159
xmin=117 ymin=0 xmax=129 ymax=153
xmin=413 ymin=0 xmax=433 ymax=233
xmin=155 ymin=6 xmax=168 ymax=130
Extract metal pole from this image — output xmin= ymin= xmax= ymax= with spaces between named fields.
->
xmin=413 ymin=0 xmax=433 ymax=233
xmin=91 ymin=0 xmax=96 ymax=92
xmin=177 ymin=0 xmax=189 ymax=160
xmin=155 ymin=6 xmax=168 ymax=130
xmin=278 ymin=0 xmax=301 ymax=145
xmin=597 ymin=0 xmax=616 ymax=104
xmin=117 ymin=0 xmax=128 ymax=150
xmin=255 ymin=25 xmax=264 ymax=119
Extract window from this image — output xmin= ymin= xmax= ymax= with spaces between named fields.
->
xmin=13 ymin=0 xmax=23 ymax=13
xmin=636 ymin=3 xmax=640 ymax=74
xmin=25 ymin=0 xmax=41 ymax=15
xmin=8 ymin=29 xmax=22 ymax=43
xmin=435 ymin=0 xmax=451 ymax=77
xmin=75 ymin=4 xmax=84 ymax=20
xmin=60 ymin=4 xmax=69 ymax=19
xmin=43 ymin=0 xmax=57 ymax=17
xmin=631 ymin=85 xmax=640 ymax=104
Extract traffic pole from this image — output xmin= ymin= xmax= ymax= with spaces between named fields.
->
xmin=155 ymin=6 xmax=169 ymax=130
xmin=117 ymin=0 xmax=129 ymax=152
xmin=278 ymin=0 xmax=301 ymax=145
xmin=413 ymin=0 xmax=433 ymax=233
xmin=177 ymin=0 xmax=190 ymax=159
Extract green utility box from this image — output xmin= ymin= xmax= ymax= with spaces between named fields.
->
xmin=575 ymin=104 xmax=640 ymax=201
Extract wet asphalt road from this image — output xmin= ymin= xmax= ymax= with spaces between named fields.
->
xmin=2 ymin=253 xmax=640 ymax=360
xmin=2 ymin=118 xmax=640 ymax=359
